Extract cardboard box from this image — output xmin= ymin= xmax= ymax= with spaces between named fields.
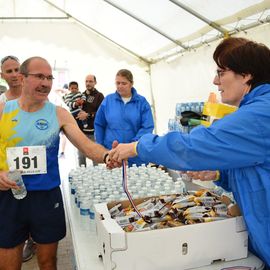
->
xmin=94 ymin=197 xmax=248 ymax=270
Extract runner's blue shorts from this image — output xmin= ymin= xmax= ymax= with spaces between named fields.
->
xmin=0 ymin=186 xmax=66 ymax=248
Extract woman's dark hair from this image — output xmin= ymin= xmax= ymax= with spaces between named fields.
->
xmin=116 ymin=69 xmax=133 ymax=83
xmin=213 ymin=37 xmax=270 ymax=88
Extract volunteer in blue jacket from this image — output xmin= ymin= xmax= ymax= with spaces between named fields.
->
xmin=94 ymin=69 xmax=154 ymax=166
xmin=109 ymin=37 xmax=270 ymax=268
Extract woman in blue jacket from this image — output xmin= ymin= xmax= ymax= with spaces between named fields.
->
xmin=94 ymin=69 xmax=154 ymax=166
xmin=109 ymin=38 xmax=270 ymax=268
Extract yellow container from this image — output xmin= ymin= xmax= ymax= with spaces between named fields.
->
xmin=201 ymin=102 xmax=237 ymax=127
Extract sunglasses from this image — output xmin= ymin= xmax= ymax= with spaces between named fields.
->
xmin=1 ymin=55 xmax=19 ymax=65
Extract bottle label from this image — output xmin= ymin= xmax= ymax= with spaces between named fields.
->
xmin=6 ymin=145 xmax=47 ymax=175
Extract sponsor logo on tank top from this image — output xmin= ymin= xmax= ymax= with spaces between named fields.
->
xmin=35 ymin=119 xmax=49 ymax=130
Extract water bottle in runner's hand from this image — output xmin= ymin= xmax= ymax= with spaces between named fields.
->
xmin=8 ymin=169 xmax=27 ymax=200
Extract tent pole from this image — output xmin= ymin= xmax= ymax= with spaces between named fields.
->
xmin=148 ymin=65 xmax=157 ymax=134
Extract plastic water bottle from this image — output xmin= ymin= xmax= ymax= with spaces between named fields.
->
xmin=8 ymin=169 xmax=27 ymax=200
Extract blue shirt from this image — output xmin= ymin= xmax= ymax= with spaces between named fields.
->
xmin=94 ymin=87 xmax=154 ymax=166
xmin=137 ymin=84 xmax=270 ymax=266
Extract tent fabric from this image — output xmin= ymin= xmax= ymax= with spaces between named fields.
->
xmin=0 ymin=0 xmax=269 ymax=63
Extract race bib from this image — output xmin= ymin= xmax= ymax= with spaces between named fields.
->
xmin=6 ymin=146 xmax=47 ymax=175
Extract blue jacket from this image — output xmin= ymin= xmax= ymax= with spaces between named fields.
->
xmin=94 ymin=87 xmax=154 ymax=165
xmin=137 ymin=84 xmax=270 ymax=266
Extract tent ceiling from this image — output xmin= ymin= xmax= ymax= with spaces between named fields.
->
xmin=1 ymin=0 xmax=270 ymax=64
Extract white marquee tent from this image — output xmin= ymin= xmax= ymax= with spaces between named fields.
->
xmin=1 ymin=0 xmax=270 ymax=133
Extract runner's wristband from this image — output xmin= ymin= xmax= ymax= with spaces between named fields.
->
xmin=214 ymin=170 xmax=220 ymax=181
xmin=134 ymin=142 xmax=138 ymax=156
xmin=103 ymin=153 xmax=109 ymax=164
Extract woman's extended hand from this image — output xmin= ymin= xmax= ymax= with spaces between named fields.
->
xmin=109 ymin=142 xmax=137 ymax=163
xmin=184 ymin=170 xmax=219 ymax=181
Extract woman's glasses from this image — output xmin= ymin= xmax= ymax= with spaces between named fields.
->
xmin=216 ymin=69 xmax=230 ymax=78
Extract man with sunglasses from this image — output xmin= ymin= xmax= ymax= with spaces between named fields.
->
xmin=0 ymin=56 xmax=110 ymax=270
xmin=0 ymin=55 xmax=22 ymax=103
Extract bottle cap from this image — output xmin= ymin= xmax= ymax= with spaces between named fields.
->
xmin=9 ymin=166 xmax=16 ymax=172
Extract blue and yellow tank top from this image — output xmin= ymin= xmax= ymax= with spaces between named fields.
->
xmin=0 ymin=100 xmax=60 ymax=190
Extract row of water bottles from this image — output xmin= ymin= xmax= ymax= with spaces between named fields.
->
xmin=168 ymin=101 xmax=204 ymax=132
xmin=175 ymin=102 xmax=204 ymax=117
xmin=68 ymin=164 xmax=186 ymax=219
xmin=168 ymin=118 xmax=183 ymax=132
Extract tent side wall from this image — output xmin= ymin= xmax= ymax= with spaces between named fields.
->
xmin=0 ymin=21 xmax=151 ymax=101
